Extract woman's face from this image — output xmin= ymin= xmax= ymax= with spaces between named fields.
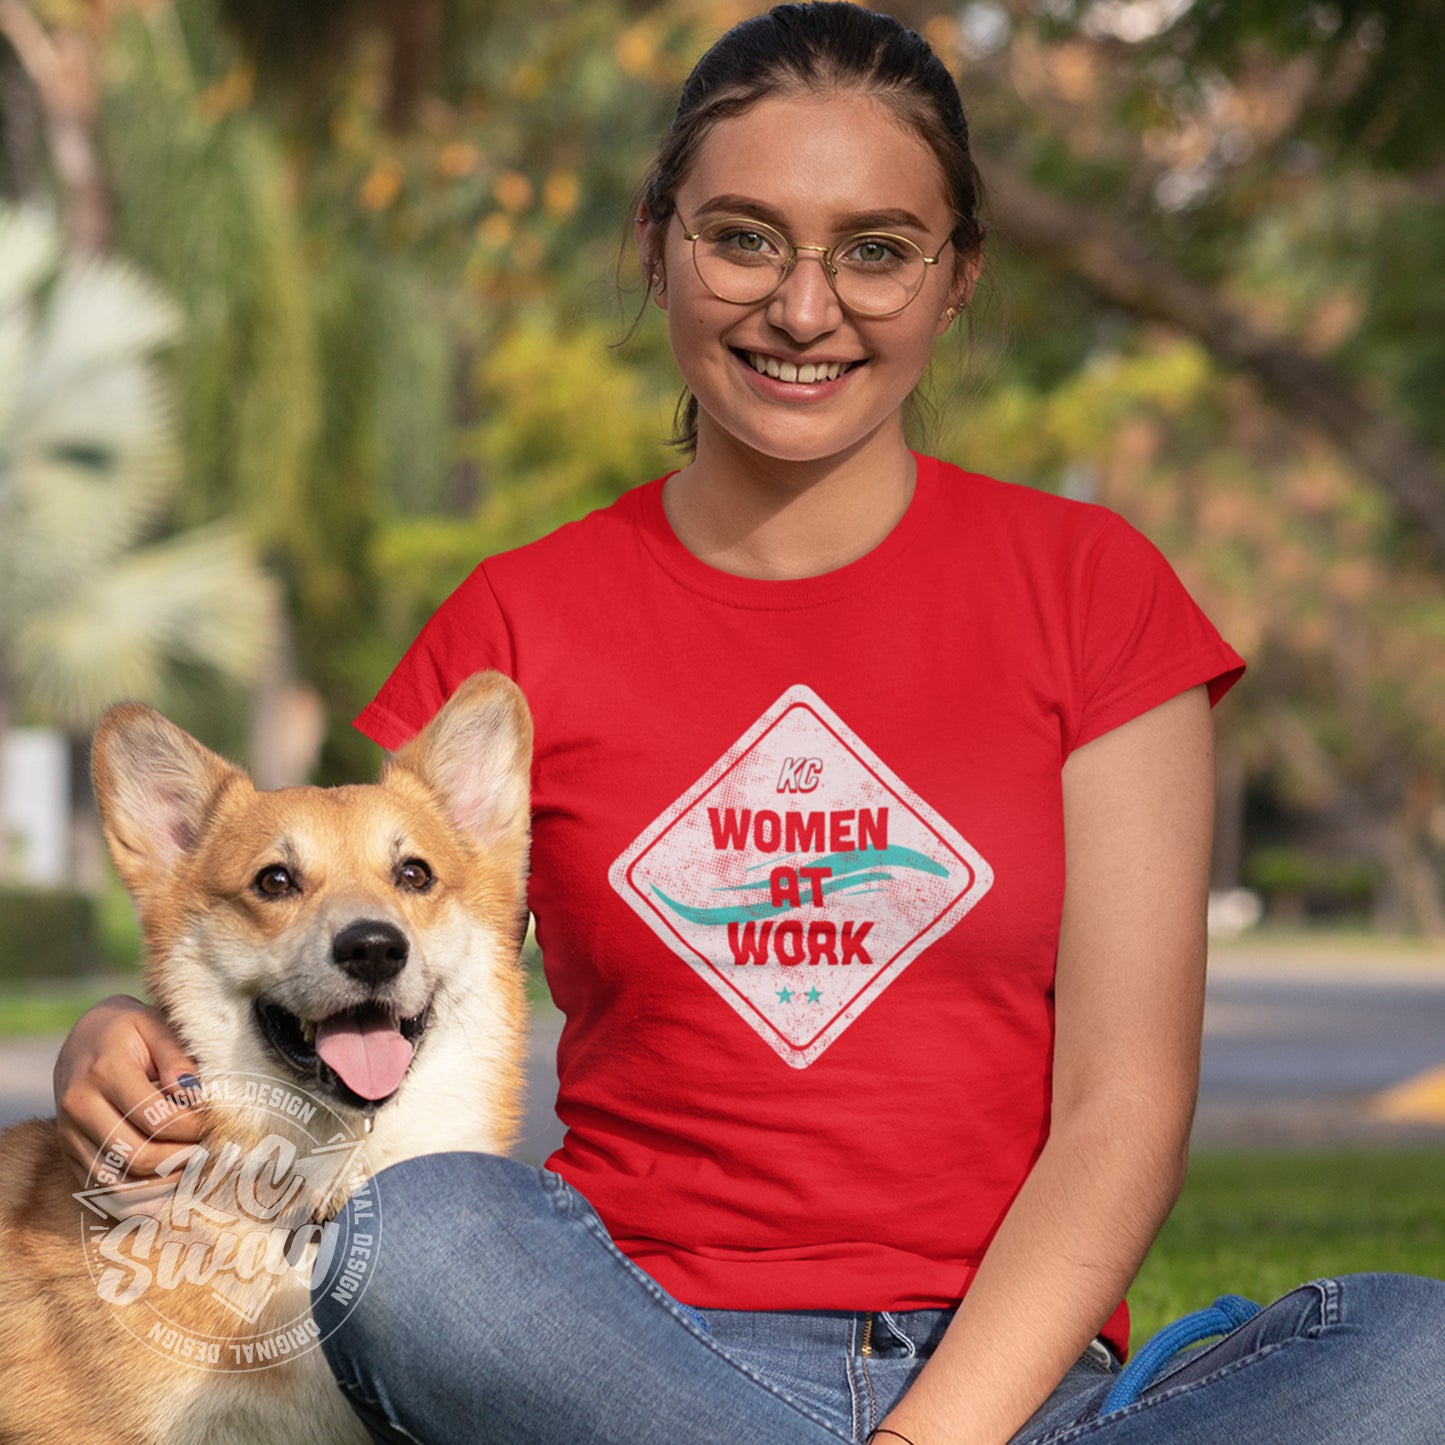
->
xmin=645 ymin=89 xmax=975 ymax=471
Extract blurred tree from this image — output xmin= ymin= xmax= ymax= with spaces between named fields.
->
xmin=1185 ymin=0 xmax=1445 ymax=172
xmin=76 ymin=0 xmax=693 ymax=777
xmin=89 ymin=2 xmax=422 ymax=779
xmin=932 ymin=0 xmax=1445 ymax=551
xmin=0 ymin=205 xmax=277 ymax=802
xmin=0 ymin=0 xmax=109 ymax=251
xmin=216 ymin=0 xmax=444 ymax=133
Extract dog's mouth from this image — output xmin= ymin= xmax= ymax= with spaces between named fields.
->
xmin=253 ymin=998 xmax=432 ymax=1109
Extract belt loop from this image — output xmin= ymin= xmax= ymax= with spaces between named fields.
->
xmin=876 ymin=1310 xmax=919 ymax=1358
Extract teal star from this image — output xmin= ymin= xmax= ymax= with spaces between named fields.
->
xmin=805 ymin=987 xmax=822 ymax=1003
xmin=777 ymin=986 xmax=794 ymax=1003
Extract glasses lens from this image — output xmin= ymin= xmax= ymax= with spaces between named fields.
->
xmin=831 ymin=233 xmax=927 ymax=316
xmin=691 ymin=219 xmax=788 ymax=303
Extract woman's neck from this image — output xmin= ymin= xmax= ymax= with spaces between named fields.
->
xmin=661 ymin=428 xmax=917 ymax=581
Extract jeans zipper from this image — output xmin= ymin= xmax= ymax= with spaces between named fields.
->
xmin=858 ymin=1313 xmax=877 ymax=1436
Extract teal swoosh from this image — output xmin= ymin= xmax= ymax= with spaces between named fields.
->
xmin=653 ymin=868 xmax=925 ymax=926
xmin=715 ymin=845 xmax=949 ymax=893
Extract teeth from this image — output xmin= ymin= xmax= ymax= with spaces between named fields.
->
xmin=747 ymin=353 xmax=849 ymax=384
xmin=302 ymin=1020 xmax=317 ymax=1044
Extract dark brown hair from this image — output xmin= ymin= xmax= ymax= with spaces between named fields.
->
xmin=634 ymin=2 xmax=986 ymax=451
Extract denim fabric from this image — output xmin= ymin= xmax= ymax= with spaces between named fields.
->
xmin=311 ymin=1152 xmax=1445 ymax=1444
xmin=1009 ymin=1272 xmax=1445 ymax=1445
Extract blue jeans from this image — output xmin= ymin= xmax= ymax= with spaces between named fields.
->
xmin=311 ymin=1152 xmax=1445 ymax=1444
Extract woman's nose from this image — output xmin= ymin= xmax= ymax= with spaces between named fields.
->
xmin=765 ymin=249 xmax=843 ymax=339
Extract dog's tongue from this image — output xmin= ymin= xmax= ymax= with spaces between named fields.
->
xmin=315 ymin=1011 xmax=414 ymax=1101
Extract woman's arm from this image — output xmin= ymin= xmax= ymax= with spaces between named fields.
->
xmin=876 ymin=685 xmax=1215 ymax=1445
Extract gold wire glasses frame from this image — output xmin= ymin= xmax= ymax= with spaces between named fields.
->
xmin=677 ymin=213 xmax=951 ymax=319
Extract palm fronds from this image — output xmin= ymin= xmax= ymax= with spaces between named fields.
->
xmin=0 ymin=205 xmax=279 ymax=729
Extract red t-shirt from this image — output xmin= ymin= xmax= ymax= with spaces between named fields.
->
xmin=357 ymin=454 xmax=1244 ymax=1355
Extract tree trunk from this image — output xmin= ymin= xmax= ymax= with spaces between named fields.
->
xmin=0 ymin=0 xmax=111 ymax=254
xmin=0 ymin=656 xmax=11 ymax=885
xmin=1374 ymin=777 xmax=1445 ymax=937
xmin=248 ymin=610 xmax=326 ymax=789
xmin=1211 ymin=745 xmax=1246 ymax=891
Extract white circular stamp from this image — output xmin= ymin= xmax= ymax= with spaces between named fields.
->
xmin=74 ymin=1071 xmax=380 ymax=1372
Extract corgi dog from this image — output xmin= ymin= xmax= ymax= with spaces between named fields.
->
xmin=0 ymin=671 xmax=531 ymax=1444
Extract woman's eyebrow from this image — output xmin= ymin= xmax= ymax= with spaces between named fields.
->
xmin=688 ymin=195 xmax=932 ymax=234
xmin=835 ymin=207 xmax=931 ymax=233
xmin=688 ymin=195 xmax=790 ymax=226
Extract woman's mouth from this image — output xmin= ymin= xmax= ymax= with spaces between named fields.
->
xmin=741 ymin=351 xmax=859 ymax=384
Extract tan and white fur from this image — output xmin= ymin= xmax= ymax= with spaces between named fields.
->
xmin=0 ymin=671 xmax=532 ymax=1444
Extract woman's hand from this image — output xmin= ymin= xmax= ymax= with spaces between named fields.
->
xmin=53 ymin=994 xmax=205 ymax=1190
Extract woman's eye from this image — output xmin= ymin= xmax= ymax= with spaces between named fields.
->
xmin=845 ymin=236 xmax=903 ymax=267
xmin=254 ymin=865 xmax=296 ymax=897
xmin=710 ymin=224 xmax=778 ymax=257
xmin=398 ymin=859 xmax=434 ymax=891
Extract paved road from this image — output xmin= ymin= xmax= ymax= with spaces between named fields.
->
xmin=5 ymin=949 xmax=1445 ymax=1157
xmin=1194 ymin=949 xmax=1445 ymax=1148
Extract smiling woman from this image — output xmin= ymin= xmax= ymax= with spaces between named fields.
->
xmin=49 ymin=6 xmax=1445 ymax=1445
xmin=629 ymin=14 xmax=986 ymax=581
xmin=643 ymin=89 xmax=967 ymax=513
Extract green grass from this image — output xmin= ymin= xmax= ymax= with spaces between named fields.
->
xmin=0 ymin=977 xmax=147 ymax=1036
xmin=1129 ymin=1152 xmax=1445 ymax=1341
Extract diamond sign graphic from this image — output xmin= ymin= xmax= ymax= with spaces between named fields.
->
xmin=608 ymin=685 xmax=993 ymax=1067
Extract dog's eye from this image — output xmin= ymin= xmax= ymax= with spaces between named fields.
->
xmin=397 ymin=859 xmax=434 ymax=892
xmin=254 ymin=865 xmax=296 ymax=897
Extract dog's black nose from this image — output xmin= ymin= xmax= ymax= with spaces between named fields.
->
xmin=331 ymin=919 xmax=409 ymax=985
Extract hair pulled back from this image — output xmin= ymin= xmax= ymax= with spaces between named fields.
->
xmin=635 ymin=2 xmax=986 ymax=450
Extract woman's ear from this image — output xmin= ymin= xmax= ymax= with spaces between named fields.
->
xmin=936 ymin=247 xmax=983 ymax=335
xmin=636 ymin=211 xmax=669 ymax=312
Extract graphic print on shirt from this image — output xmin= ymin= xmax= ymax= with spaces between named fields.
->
xmin=608 ymin=685 xmax=993 ymax=1068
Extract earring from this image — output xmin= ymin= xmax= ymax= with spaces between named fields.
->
xmin=943 ymin=305 xmax=959 ymax=322
xmin=653 ymin=272 xmax=666 ymax=297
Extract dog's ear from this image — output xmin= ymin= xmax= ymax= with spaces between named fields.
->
xmin=91 ymin=704 xmax=247 ymax=893
xmin=388 ymin=672 xmax=533 ymax=850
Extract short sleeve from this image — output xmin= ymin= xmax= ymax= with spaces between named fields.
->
xmin=355 ymin=563 xmax=516 ymax=750
xmin=1069 ymin=514 xmax=1245 ymax=753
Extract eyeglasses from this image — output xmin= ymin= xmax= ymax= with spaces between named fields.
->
xmin=677 ymin=213 xmax=951 ymax=318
